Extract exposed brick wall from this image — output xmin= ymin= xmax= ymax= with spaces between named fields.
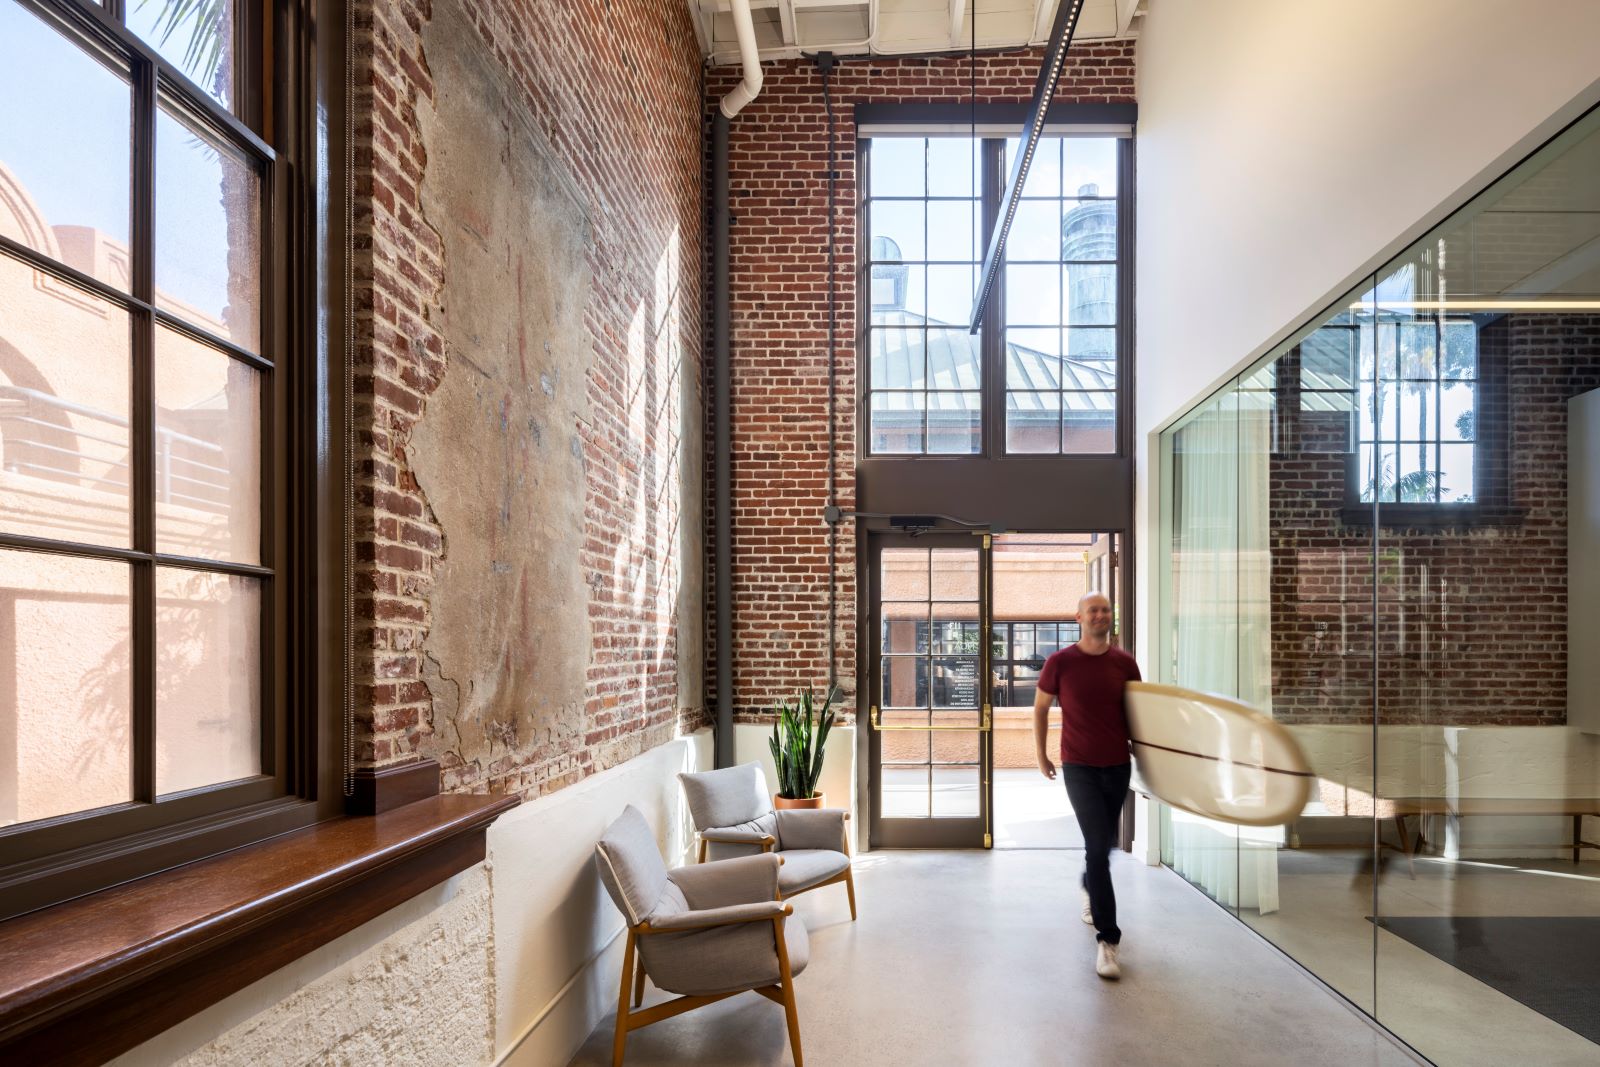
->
xmin=348 ymin=0 xmax=708 ymax=789
xmin=706 ymin=46 xmax=1137 ymax=723
xmin=1269 ymin=315 xmax=1600 ymax=725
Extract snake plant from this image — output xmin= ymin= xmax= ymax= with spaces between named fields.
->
xmin=768 ymin=687 xmax=837 ymax=800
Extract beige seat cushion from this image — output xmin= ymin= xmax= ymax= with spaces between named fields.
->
xmin=778 ymin=849 xmax=850 ymax=894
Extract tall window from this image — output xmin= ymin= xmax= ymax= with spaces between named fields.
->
xmin=0 ymin=0 xmax=306 ymax=918
xmin=1002 ymin=136 xmax=1118 ymax=454
xmin=866 ymin=136 xmax=982 ymax=454
xmin=864 ymin=133 xmax=1124 ymax=456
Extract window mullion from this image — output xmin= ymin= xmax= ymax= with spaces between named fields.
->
xmin=131 ymin=47 xmax=157 ymax=805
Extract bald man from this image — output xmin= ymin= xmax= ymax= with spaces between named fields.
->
xmin=1033 ymin=591 xmax=1142 ymax=979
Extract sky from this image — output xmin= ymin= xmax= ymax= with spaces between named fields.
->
xmin=1 ymin=0 xmax=247 ymax=333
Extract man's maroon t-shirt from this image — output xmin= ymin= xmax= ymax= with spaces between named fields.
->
xmin=1037 ymin=645 xmax=1141 ymax=767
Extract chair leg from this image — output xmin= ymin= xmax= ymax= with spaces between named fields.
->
xmin=844 ymin=866 xmax=857 ymax=921
xmin=773 ymin=916 xmax=803 ymax=1067
xmin=632 ymin=953 xmax=647 ymax=1007
xmin=613 ymin=930 xmax=636 ymax=1067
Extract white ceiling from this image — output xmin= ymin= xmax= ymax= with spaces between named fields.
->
xmin=689 ymin=0 xmax=1146 ymax=65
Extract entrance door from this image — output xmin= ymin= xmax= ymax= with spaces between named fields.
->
xmin=867 ymin=534 xmax=992 ymax=848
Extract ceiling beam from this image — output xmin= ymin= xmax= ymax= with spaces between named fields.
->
xmin=1030 ymin=0 xmax=1056 ymax=44
xmin=1115 ymin=0 xmax=1140 ymax=36
xmin=948 ymin=0 xmax=966 ymax=46
xmin=688 ymin=1 xmax=711 ymax=55
xmin=777 ymin=0 xmax=797 ymax=44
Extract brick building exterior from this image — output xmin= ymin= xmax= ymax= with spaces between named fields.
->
xmin=705 ymin=46 xmax=1136 ymax=724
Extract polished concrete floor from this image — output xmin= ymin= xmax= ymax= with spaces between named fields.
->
xmin=1233 ymin=847 xmax=1600 ymax=1067
xmin=571 ymin=849 xmax=1423 ymax=1066
xmin=993 ymin=768 xmax=1084 ymax=849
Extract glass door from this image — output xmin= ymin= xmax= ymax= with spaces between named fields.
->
xmin=868 ymin=534 xmax=992 ymax=848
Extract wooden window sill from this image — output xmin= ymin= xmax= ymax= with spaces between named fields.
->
xmin=0 ymin=792 xmax=519 ymax=1065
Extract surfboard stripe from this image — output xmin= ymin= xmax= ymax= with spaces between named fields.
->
xmin=1130 ymin=738 xmax=1317 ymax=779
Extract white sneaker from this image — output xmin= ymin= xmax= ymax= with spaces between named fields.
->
xmin=1080 ymin=889 xmax=1094 ymax=926
xmin=1095 ymin=941 xmax=1121 ymax=980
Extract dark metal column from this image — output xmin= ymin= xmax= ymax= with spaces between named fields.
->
xmin=713 ymin=112 xmax=733 ymax=768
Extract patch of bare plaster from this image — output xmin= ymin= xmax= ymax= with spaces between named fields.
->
xmin=410 ymin=0 xmax=593 ymax=790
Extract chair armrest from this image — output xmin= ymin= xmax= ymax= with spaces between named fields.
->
xmin=667 ymin=852 xmax=781 ymax=910
xmin=699 ymin=827 xmax=776 ymax=848
xmin=774 ymin=808 xmax=848 ymax=852
xmin=642 ymin=900 xmax=791 ymax=933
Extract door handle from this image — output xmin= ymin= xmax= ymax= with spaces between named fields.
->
xmin=870 ymin=705 xmax=992 ymax=732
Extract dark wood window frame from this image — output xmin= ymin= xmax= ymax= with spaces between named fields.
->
xmin=0 ymin=0 xmax=338 ymax=923
xmin=1 ymin=4 xmax=518 ymax=1062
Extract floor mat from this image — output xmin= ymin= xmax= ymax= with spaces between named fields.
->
xmin=1375 ymin=915 xmax=1600 ymax=1044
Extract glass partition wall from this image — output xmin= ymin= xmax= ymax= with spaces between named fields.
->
xmin=1158 ymin=103 xmax=1600 ymax=1064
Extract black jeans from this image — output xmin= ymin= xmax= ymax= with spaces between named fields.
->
xmin=1061 ymin=761 xmax=1131 ymax=944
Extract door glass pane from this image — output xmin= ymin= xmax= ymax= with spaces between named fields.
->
xmin=1 ymin=549 xmax=131 ymax=825
xmin=127 ymin=0 xmax=236 ymax=110
xmin=879 ymin=716 xmax=928 ymax=765
xmin=881 ymin=611 xmax=928 ymax=654
xmin=155 ymin=103 xmax=261 ymax=351
xmin=931 ymin=764 xmax=980 ymax=817
xmin=881 ymin=765 xmax=928 ymax=818
xmin=154 ymin=326 xmax=259 ymax=563
xmin=929 ymin=549 xmax=977 ymax=600
xmin=881 ymin=547 xmax=929 ymax=601
xmin=0 ymin=2 xmax=132 ymax=291
xmin=0 ymin=258 xmax=132 ymax=548
xmin=881 ymin=656 xmax=928 ymax=709
xmin=931 ymin=656 xmax=980 ymax=709
xmin=155 ymin=566 xmax=259 ymax=794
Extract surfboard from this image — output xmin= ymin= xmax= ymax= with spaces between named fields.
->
xmin=1125 ymin=681 xmax=1315 ymax=827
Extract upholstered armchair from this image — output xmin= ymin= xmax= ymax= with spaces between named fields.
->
xmin=594 ymin=804 xmax=809 ymax=1067
xmin=678 ymin=762 xmax=856 ymax=920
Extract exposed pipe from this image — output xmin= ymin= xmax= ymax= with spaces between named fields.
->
xmin=719 ymin=0 xmax=765 ymax=119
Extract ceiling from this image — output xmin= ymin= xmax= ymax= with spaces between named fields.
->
xmin=689 ymin=0 xmax=1146 ymax=65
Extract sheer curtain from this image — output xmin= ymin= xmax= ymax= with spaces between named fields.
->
xmin=1161 ymin=373 xmax=1279 ymax=912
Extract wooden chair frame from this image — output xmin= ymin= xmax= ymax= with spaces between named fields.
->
xmin=695 ymin=812 xmax=856 ymax=921
xmin=614 ymin=895 xmax=804 ymax=1066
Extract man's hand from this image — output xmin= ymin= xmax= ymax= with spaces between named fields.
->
xmin=1032 ymin=687 xmax=1056 ymax=781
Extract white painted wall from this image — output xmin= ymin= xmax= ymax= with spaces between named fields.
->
xmin=1131 ymin=0 xmax=1600 ymax=672
xmin=735 ymin=723 xmax=859 ymax=847
xmin=491 ymin=730 xmax=712 ymax=1066
xmin=114 ymin=730 xmax=714 ymax=1067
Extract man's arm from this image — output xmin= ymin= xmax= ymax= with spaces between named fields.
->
xmin=1032 ymin=687 xmax=1056 ymax=780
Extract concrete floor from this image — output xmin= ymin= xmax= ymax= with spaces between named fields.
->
xmin=1233 ymin=848 xmax=1600 ymax=1067
xmin=571 ymin=850 xmax=1422 ymax=1066
xmin=993 ymin=768 xmax=1084 ymax=849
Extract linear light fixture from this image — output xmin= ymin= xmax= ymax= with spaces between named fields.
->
xmin=970 ymin=0 xmax=1088 ymax=334
xmin=1348 ymin=299 xmax=1600 ymax=311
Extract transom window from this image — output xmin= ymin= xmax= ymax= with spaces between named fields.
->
xmin=865 ymin=133 xmax=1124 ymax=456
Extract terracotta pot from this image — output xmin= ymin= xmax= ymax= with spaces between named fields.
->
xmin=773 ymin=792 xmax=825 ymax=810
